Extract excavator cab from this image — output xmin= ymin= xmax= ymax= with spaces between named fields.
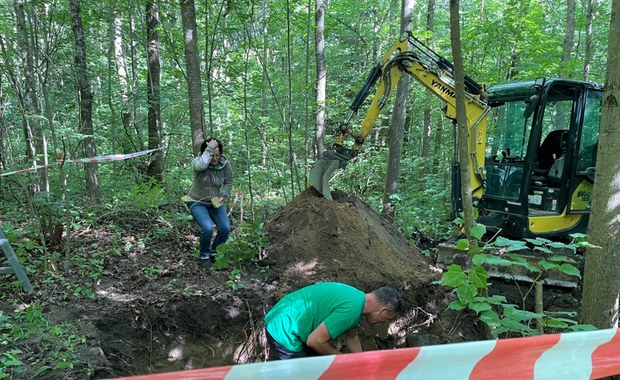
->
xmin=478 ymin=79 xmax=603 ymax=238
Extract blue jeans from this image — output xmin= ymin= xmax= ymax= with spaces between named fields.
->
xmin=187 ymin=202 xmax=231 ymax=258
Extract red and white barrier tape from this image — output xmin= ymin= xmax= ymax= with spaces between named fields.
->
xmin=0 ymin=148 xmax=160 ymax=177
xmin=109 ymin=328 xmax=620 ymax=380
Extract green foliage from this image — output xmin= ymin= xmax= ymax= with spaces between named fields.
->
xmin=126 ymin=178 xmax=166 ymax=211
xmin=30 ymin=249 xmax=105 ymax=301
xmin=438 ymin=231 xmax=596 ymax=337
xmin=330 ymin=149 xmax=386 ymax=197
xmin=69 ymin=250 xmax=105 ymax=282
xmin=31 ymin=191 xmax=65 ymax=234
xmin=0 ymin=306 xmax=85 ymax=379
xmin=469 ymin=224 xmax=486 ymax=241
xmin=483 ymin=235 xmax=598 ymax=278
xmin=214 ymin=222 xmax=267 ymax=270
xmin=222 ymin=269 xmax=246 ymax=291
xmin=142 ymin=265 xmax=165 ymax=280
xmin=334 ymin=154 xmax=456 ymax=239
xmin=2 ymin=223 xmax=45 ymax=263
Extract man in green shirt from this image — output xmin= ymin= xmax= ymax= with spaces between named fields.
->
xmin=264 ymin=282 xmax=404 ymax=360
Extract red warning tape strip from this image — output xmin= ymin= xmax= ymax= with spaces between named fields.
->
xmin=0 ymin=148 xmax=160 ymax=177
xmin=108 ymin=328 xmax=620 ymax=380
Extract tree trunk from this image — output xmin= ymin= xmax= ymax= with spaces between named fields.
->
xmin=382 ymin=0 xmax=413 ymax=218
xmin=559 ymin=0 xmax=576 ymax=76
xmin=0 ymin=73 xmax=6 ymax=171
xmin=146 ymin=1 xmax=163 ymax=181
xmin=113 ymin=10 xmax=131 ymax=152
xmin=580 ymin=0 xmax=620 ymax=329
xmin=426 ymin=0 xmax=435 ymax=31
xmin=583 ymin=0 xmax=604 ymax=81
xmin=449 ymin=0 xmax=475 ymax=241
xmin=242 ymin=18 xmax=256 ymax=222
xmin=70 ymin=0 xmax=100 ymax=202
xmin=260 ymin=0 xmax=269 ymax=166
xmin=506 ymin=0 xmax=527 ymax=80
xmin=27 ymin=3 xmax=50 ymax=193
xmin=180 ymin=0 xmax=205 ymax=155
xmin=432 ymin=111 xmax=445 ymax=168
xmin=0 ymin=72 xmax=8 ymax=181
xmin=314 ymin=0 xmax=326 ymax=159
xmin=204 ymin=2 xmax=226 ymax=134
xmin=421 ymin=0 xmax=436 ymax=159
xmin=13 ymin=0 xmax=47 ymax=192
xmin=303 ymin=0 xmax=312 ymax=177
xmin=38 ymin=1 xmax=70 ymax=252
xmin=128 ymin=9 xmax=143 ymax=150
xmin=286 ymin=0 xmax=297 ymax=197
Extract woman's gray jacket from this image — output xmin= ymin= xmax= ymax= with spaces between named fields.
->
xmin=186 ymin=147 xmax=233 ymax=205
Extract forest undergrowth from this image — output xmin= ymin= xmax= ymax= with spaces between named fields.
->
xmin=0 ymin=186 xmax=587 ymax=379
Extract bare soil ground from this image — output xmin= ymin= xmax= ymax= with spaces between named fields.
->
xmin=2 ymin=188 xmax=579 ymax=379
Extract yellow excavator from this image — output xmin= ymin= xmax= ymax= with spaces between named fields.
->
xmin=309 ymin=32 xmax=603 ymax=240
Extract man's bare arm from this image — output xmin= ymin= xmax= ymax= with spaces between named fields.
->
xmin=306 ymin=323 xmax=341 ymax=355
xmin=343 ymin=328 xmax=362 ymax=353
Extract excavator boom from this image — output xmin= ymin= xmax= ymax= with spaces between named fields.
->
xmin=309 ymin=32 xmax=489 ymax=202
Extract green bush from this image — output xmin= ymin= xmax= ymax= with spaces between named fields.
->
xmin=214 ymin=221 xmax=267 ymax=270
xmin=437 ymin=232 xmax=597 ymax=337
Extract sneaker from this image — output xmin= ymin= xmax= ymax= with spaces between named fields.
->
xmin=200 ymin=257 xmax=212 ymax=269
xmin=209 ymin=253 xmax=216 ymax=264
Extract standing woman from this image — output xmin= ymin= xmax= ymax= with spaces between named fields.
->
xmin=185 ymin=137 xmax=233 ymax=269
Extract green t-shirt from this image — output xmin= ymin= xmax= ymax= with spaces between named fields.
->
xmin=264 ymin=282 xmax=366 ymax=352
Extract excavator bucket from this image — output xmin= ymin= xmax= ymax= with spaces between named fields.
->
xmin=308 ymin=150 xmax=352 ymax=200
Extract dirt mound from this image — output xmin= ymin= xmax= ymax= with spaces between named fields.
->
xmin=265 ymin=188 xmax=437 ymax=289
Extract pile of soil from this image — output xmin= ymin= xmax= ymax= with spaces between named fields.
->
xmin=265 ymin=189 xmax=435 ymax=290
xmin=4 ymin=188 xmax=490 ymax=379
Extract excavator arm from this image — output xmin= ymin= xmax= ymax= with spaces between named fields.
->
xmin=310 ymin=32 xmax=490 ymax=205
